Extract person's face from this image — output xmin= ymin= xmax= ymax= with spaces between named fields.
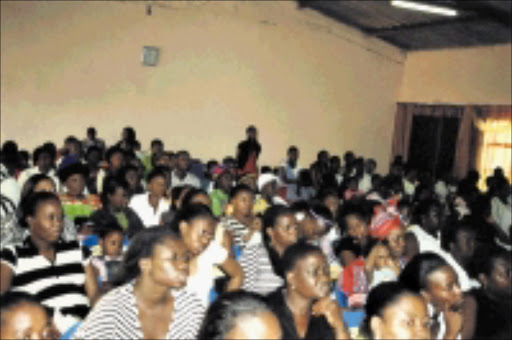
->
xmin=232 ymin=191 xmax=254 ymax=217
xmin=268 ymin=214 xmax=299 ymax=250
xmin=148 ymin=176 xmax=166 ymax=198
xmin=108 ymin=187 xmax=128 ymax=210
xmin=365 ymin=161 xmax=376 ymax=174
xmin=319 ymin=152 xmax=329 ymax=164
xmin=482 ymin=258 xmax=512 ymax=299
xmin=101 ymin=231 xmax=124 ymax=257
xmin=125 ymin=170 xmax=139 ymax=190
xmin=371 ymin=294 xmax=431 ymax=340
xmin=387 ymin=228 xmax=406 ymax=259
xmin=289 ymin=252 xmax=331 ymax=300
xmin=86 ymin=150 xmax=101 ymax=167
xmin=247 ymin=130 xmax=257 ymax=140
xmin=146 ymin=238 xmax=190 ymax=288
xmin=451 ymin=230 xmax=476 ymax=263
xmin=180 ymin=217 xmax=215 ymax=256
xmin=224 ymin=311 xmax=282 ymax=340
xmin=33 ymin=179 xmax=56 ymax=194
xmin=156 ymin=155 xmax=171 ymax=168
xmin=68 ymin=143 xmax=80 ymax=157
xmin=323 ymin=195 xmax=339 ymax=218
xmin=346 ymin=215 xmax=369 ymax=245
xmin=28 ymin=200 xmax=63 ymax=244
xmin=110 ymin=153 xmax=124 ymax=171
xmin=373 ymin=245 xmax=392 ymax=269
xmin=262 ymin=181 xmax=277 ymax=198
xmin=218 ymin=173 xmax=233 ymax=193
xmin=288 ymin=150 xmax=298 ymax=164
xmin=421 ymin=206 xmax=441 ymax=233
xmin=65 ymin=174 xmax=85 ymax=197
xmin=425 ymin=266 xmax=463 ymax=312
xmin=36 ymin=153 xmax=52 ymax=173
xmin=340 ymin=250 xmax=357 ymax=267
xmin=177 ymin=154 xmax=190 ymax=172
xmin=0 ymin=303 xmax=59 ymax=340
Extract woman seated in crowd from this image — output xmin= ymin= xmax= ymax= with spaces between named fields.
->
xmin=74 ymin=227 xmax=204 ymax=339
xmin=0 ymin=291 xmax=61 ymax=340
xmin=0 ymin=192 xmax=98 ymax=333
xmin=197 ymin=290 xmax=282 ymax=340
xmin=266 ymin=242 xmax=350 ymax=340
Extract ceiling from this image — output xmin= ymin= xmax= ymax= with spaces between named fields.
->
xmin=297 ymin=0 xmax=512 ymax=50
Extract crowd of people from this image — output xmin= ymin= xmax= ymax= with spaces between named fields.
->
xmin=0 ymin=125 xmax=510 ymax=340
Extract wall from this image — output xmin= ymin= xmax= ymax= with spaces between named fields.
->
xmin=0 ymin=0 xmax=406 ymax=170
xmin=398 ymin=44 xmax=512 ymax=105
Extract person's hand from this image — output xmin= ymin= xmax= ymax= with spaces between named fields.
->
xmin=386 ymin=258 xmax=401 ymax=276
xmin=312 ymin=297 xmax=350 ymax=340
xmin=443 ymin=302 xmax=463 ymax=339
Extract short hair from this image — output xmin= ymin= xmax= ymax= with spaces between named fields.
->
xmin=101 ymin=175 xmax=129 ymax=206
xmin=20 ymin=174 xmax=55 ymax=202
xmin=151 ymin=139 xmax=163 ymax=148
xmin=0 ymin=291 xmax=48 ymax=326
xmin=413 ymin=198 xmax=441 ymax=224
xmin=168 ymin=203 xmax=214 ymax=233
xmin=176 ymin=150 xmax=189 ymax=158
xmin=246 ymin=125 xmax=257 ymax=133
xmin=317 ymin=187 xmax=339 ymax=202
xmin=181 ymin=188 xmax=210 ymax=209
xmin=399 ymin=252 xmax=450 ymax=292
xmin=42 ymin=142 xmax=57 ymax=161
xmin=333 ymin=236 xmax=360 ymax=258
xmin=362 ymin=282 xmax=421 ymax=338
xmin=32 ymin=146 xmax=51 ymax=164
xmin=281 ymin=241 xmax=324 ymax=280
xmin=97 ymin=222 xmax=124 ymax=240
xmin=18 ymin=192 xmax=60 ymax=228
xmin=229 ymin=184 xmax=254 ymax=201
xmin=474 ymin=245 xmax=511 ymax=277
xmin=87 ymin=127 xmax=96 ymax=135
xmin=114 ymin=227 xmax=181 ymax=285
xmin=146 ymin=166 xmax=167 ymax=184
xmin=441 ymin=217 xmax=477 ymax=251
xmin=105 ymin=146 xmax=124 ymax=163
xmin=288 ymin=146 xmax=298 ymax=154
xmin=340 ymin=201 xmax=372 ymax=226
xmin=197 ymin=290 xmax=276 ymax=340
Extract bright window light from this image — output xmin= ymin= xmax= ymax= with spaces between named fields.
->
xmin=391 ymin=0 xmax=458 ymax=16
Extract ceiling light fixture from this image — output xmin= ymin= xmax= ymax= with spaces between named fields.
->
xmin=391 ymin=0 xmax=458 ymax=16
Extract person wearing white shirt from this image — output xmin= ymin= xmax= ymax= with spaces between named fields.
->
xmin=17 ymin=146 xmax=60 ymax=192
xmin=171 ymin=151 xmax=200 ymax=189
xmin=129 ymin=168 xmax=169 ymax=227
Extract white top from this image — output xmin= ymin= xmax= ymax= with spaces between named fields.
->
xmin=407 ymin=225 xmax=480 ymax=292
xmin=403 ymin=178 xmax=416 ymax=197
xmin=186 ymin=241 xmax=227 ymax=308
xmin=280 ymin=161 xmax=301 ymax=182
xmin=128 ymin=193 xmax=169 ymax=227
xmin=358 ymin=173 xmax=372 ymax=193
xmin=491 ymin=196 xmax=511 ymax=238
xmin=171 ymin=171 xmax=201 ymax=189
xmin=17 ymin=166 xmax=60 ymax=192
xmin=0 ymin=165 xmax=20 ymax=219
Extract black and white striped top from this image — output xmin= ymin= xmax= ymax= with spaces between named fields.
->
xmin=239 ymin=243 xmax=284 ymax=296
xmin=221 ymin=216 xmax=249 ymax=250
xmin=0 ymin=238 xmax=91 ymax=320
xmin=74 ymin=281 xmax=205 ymax=339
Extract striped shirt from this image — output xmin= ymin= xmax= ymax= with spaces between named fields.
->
xmin=239 ymin=243 xmax=284 ymax=295
xmin=74 ymin=281 xmax=205 ymax=339
xmin=221 ymin=216 xmax=249 ymax=250
xmin=0 ymin=238 xmax=91 ymax=320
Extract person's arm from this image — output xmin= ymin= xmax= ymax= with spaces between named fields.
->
xmin=0 ymin=262 xmax=13 ymax=294
xmin=219 ymin=257 xmax=244 ymax=291
xmin=404 ymin=232 xmax=420 ymax=260
xmin=443 ymin=302 xmax=463 ymax=340
xmin=460 ymin=293 xmax=477 ymax=340
xmin=84 ymin=263 xmax=99 ymax=306
xmin=312 ymin=297 xmax=350 ymax=340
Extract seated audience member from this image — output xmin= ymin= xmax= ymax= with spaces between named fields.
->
xmin=2 ymin=174 xmax=77 ymax=248
xmin=405 ymin=199 xmax=479 ymax=291
xmin=368 ymin=212 xmax=407 ymax=268
xmin=209 ymin=165 xmax=233 ymax=217
xmin=399 ymin=252 xmax=464 ymax=340
xmin=361 ymin=281 xmax=430 ymax=340
xmin=254 ymin=173 xmax=288 ymax=214
xmin=197 ymin=290 xmax=282 ymax=340
xmin=169 ymin=204 xmax=243 ymax=307
xmin=171 ymin=150 xmax=201 ymax=189
xmin=96 ymin=146 xmax=125 ymax=195
xmin=334 ymin=236 xmax=359 ymax=268
xmin=129 ymin=167 xmax=169 ymax=227
xmin=286 ymin=168 xmax=316 ymax=203
xmin=90 ymin=176 xmax=144 ymax=239
xmin=442 ymin=218 xmax=477 ymax=278
xmin=341 ymin=176 xmax=364 ymax=201
xmin=222 ymin=184 xmax=257 ymax=250
xmin=236 ymin=125 xmax=261 ymax=176
xmin=120 ymin=164 xmax=145 ymax=198
xmin=466 ymin=246 xmax=512 ymax=340
xmin=358 ymin=158 xmax=377 ymax=194
xmin=17 ymin=145 xmax=59 ymax=191
xmin=114 ymin=126 xmax=138 ymax=154
xmin=489 ymin=179 xmax=512 ymax=249
xmin=75 ymin=227 xmax=204 ymax=339
xmin=341 ymin=202 xmax=378 ymax=257
xmin=160 ymin=185 xmax=192 ymax=225
xmin=365 ymin=242 xmax=400 ymax=289
xmin=91 ymin=224 xmax=124 ymax=294
xmin=58 ymin=161 xmax=101 ymax=220
xmin=57 ymin=136 xmax=82 ymax=168
xmin=0 ymin=192 xmax=98 ymax=333
xmin=240 ymin=206 xmax=299 ymax=295
xmin=82 ymin=127 xmax=105 ymax=155
xmin=141 ymin=138 xmax=164 ymax=175
xmin=84 ymin=145 xmax=103 ymax=195
xmin=266 ymin=242 xmax=350 ymax=340
xmin=0 ymin=291 xmax=60 ymax=340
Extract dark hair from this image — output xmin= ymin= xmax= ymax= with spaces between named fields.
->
xmin=229 ymin=184 xmax=254 ymax=201
xmin=413 ymin=199 xmax=441 ymax=224
xmin=122 ymin=127 xmax=136 ymax=143
xmin=85 ymin=145 xmax=102 ymax=159
xmin=97 ymin=223 xmax=124 ymax=240
xmin=151 ymin=139 xmax=163 ymax=148
xmin=146 ymin=166 xmax=167 ymax=184
xmin=288 ymin=145 xmax=298 ymax=154
xmin=340 ymin=201 xmax=372 ymax=227
xmin=281 ymin=241 xmax=324 ymax=280
xmin=317 ymin=187 xmax=339 ymax=202
xmin=246 ymin=125 xmax=257 ymax=133
xmin=101 ymin=175 xmax=129 ymax=206
xmin=362 ymin=282 xmax=422 ymax=339
xmin=87 ymin=127 xmax=96 ymax=135
xmin=333 ymin=236 xmax=360 ymax=258
xmin=441 ymin=217 xmax=477 ymax=251
xmin=399 ymin=252 xmax=450 ymax=292
xmin=181 ymin=188 xmax=210 ymax=209
xmin=42 ymin=142 xmax=57 ymax=161
xmin=105 ymin=146 xmax=124 ymax=164
xmin=168 ymin=203 xmax=214 ymax=233
xmin=0 ymin=291 xmax=48 ymax=326
xmin=474 ymin=245 xmax=511 ymax=277
xmin=20 ymin=174 xmax=55 ymax=201
xmin=176 ymin=150 xmax=189 ymax=158
xmin=309 ymin=203 xmax=334 ymax=232
xmin=114 ymin=227 xmax=181 ymax=285
xmin=170 ymin=185 xmax=192 ymax=211
xmin=18 ymin=192 xmax=60 ymax=228
xmin=197 ymin=290 xmax=276 ymax=339
xmin=32 ymin=146 xmax=51 ymax=164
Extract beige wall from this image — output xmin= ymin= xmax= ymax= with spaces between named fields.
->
xmin=398 ymin=44 xmax=512 ymax=105
xmin=1 ymin=0 xmax=406 ymax=170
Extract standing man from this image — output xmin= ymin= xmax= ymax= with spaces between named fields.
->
xmin=236 ymin=125 xmax=261 ymax=176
